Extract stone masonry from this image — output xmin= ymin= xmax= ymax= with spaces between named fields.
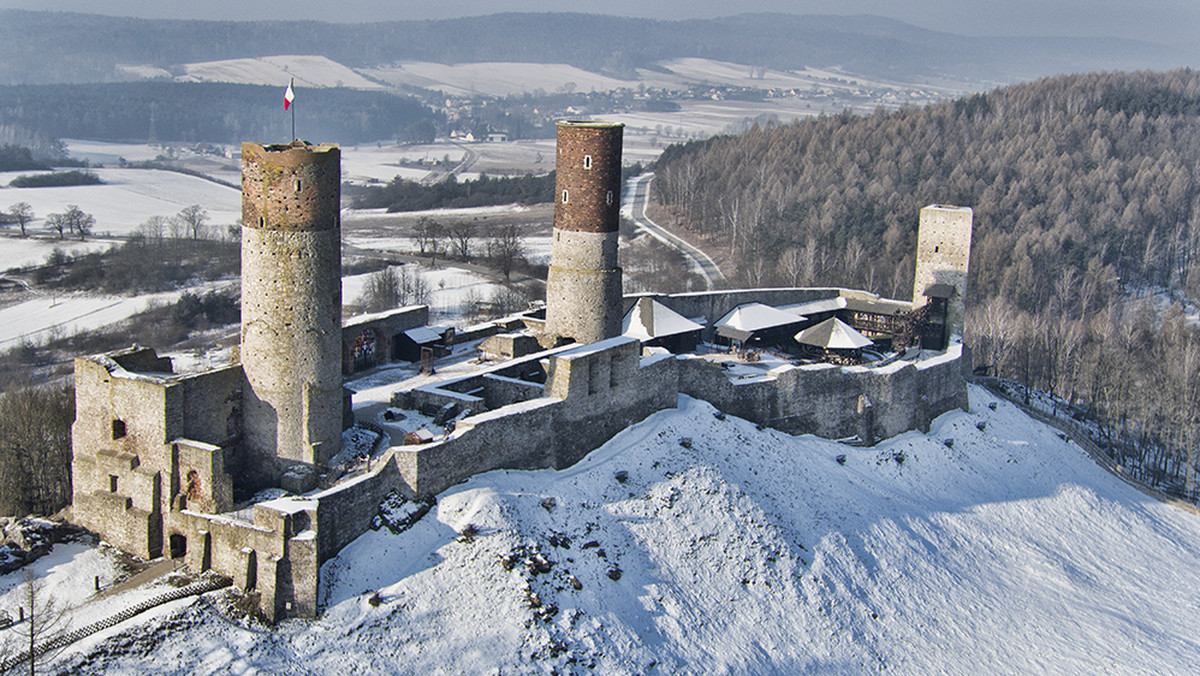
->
xmin=240 ymin=141 xmax=344 ymax=475
xmin=69 ymin=125 xmax=974 ymax=624
xmin=544 ymin=121 xmax=625 ymax=345
xmin=911 ymin=204 xmax=973 ymax=338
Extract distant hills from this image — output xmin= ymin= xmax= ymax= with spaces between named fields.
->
xmin=0 ymin=10 xmax=1184 ymax=86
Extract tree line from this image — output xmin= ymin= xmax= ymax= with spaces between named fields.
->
xmin=0 ymin=10 xmax=1175 ymax=85
xmin=0 ymin=82 xmax=440 ymax=145
xmin=352 ymin=172 xmax=556 ymax=212
xmin=652 ymin=69 xmax=1200 ymax=499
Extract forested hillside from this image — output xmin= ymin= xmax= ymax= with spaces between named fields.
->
xmin=653 ymin=69 xmax=1200 ymax=497
xmin=0 ymin=10 xmax=1176 ymax=85
xmin=0 ymin=82 xmax=439 ymax=145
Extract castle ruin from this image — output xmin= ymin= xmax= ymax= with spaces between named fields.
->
xmin=68 ymin=128 xmax=974 ymax=621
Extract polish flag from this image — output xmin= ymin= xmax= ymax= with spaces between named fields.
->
xmin=284 ymin=79 xmax=295 ymax=110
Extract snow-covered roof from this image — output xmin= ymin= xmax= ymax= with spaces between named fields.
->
xmin=622 ymin=298 xmax=704 ymax=340
xmin=780 ymin=297 xmax=846 ymax=316
xmin=795 ymin=317 xmax=874 ymax=349
xmin=714 ymin=303 xmax=805 ymax=333
xmin=403 ymin=325 xmax=450 ymax=344
xmin=555 ymin=336 xmax=639 ymax=361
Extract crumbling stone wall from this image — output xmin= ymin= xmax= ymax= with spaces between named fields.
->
xmin=678 ymin=344 xmax=970 ymax=441
xmin=71 ymin=348 xmax=241 ymax=560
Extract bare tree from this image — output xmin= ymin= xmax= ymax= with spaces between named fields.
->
xmin=136 ymin=215 xmax=170 ymax=247
xmin=0 ymin=382 xmax=74 ymax=517
xmin=449 ymin=222 xmax=475 ymax=261
xmin=489 ymin=285 xmax=526 ymax=317
xmin=63 ymin=205 xmax=93 ymax=241
xmin=8 ymin=202 xmax=33 ymax=237
xmin=43 ymin=213 xmax=66 ymax=240
xmin=175 ymin=204 xmax=208 ymax=240
xmin=413 ymin=216 xmax=442 ymax=257
xmin=358 ymin=267 xmax=402 ymax=313
xmin=487 ymin=225 xmax=524 ymax=281
xmin=14 ymin=568 xmax=67 ymax=675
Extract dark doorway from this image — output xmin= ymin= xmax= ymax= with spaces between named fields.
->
xmin=169 ymin=533 xmax=187 ymax=559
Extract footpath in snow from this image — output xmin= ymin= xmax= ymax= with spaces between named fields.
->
xmin=36 ymin=384 xmax=1200 ymax=673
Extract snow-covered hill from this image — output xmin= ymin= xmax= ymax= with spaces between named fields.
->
xmin=54 ymin=385 xmax=1200 ymax=673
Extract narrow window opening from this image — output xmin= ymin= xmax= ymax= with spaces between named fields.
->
xmin=606 ymin=190 xmax=614 ymax=205
xmin=109 ymin=475 xmax=118 ymax=493
xmin=112 ymin=419 xmax=127 ymax=439
xmin=583 ymin=155 xmax=593 ymax=169
xmin=259 ymin=216 xmax=265 ymax=227
xmin=562 ymin=190 xmax=569 ymax=204
xmin=609 ymin=354 xmax=620 ymax=388
xmin=588 ymin=359 xmax=600 ymax=395
xmin=295 ymin=179 xmax=302 ymax=192
xmin=934 ymin=246 xmax=939 ymax=253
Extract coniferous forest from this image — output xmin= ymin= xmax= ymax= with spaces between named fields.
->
xmin=652 ymin=69 xmax=1200 ymax=498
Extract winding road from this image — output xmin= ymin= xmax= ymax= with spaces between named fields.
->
xmin=622 ymin=172 xmax=725 ymax=290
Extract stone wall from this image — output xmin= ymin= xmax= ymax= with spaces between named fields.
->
xmin=341 ymin=305 xmax=429 ymax=375
xmin=678 ymin=344 xmax=969 ymax=441
xmin=71 ymin=348 xmax=242 ymax=560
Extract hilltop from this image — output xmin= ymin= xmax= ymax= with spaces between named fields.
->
xmin=31 ymin=386 xmax=1200 ymax=673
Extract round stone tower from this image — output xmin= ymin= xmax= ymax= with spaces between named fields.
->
xmin=240 ymin=141 xmax=343 ymax=472
xmin=544 ymin=120 xmax=624 ymax=345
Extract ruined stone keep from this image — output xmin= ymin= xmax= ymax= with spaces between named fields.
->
xmin=241 ymin=142 xmax=344 ymax=474
xmin=911 ymin=204 xmax=973 ymax=338
xmin=544 ymin=121 xmax=625 ymax=345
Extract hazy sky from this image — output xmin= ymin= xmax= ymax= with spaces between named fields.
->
xmin=1 ymin=0 xmax=1195 ymax=47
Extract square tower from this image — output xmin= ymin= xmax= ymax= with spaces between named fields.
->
xmin=911 ymin=204 xmax=973 ymax=339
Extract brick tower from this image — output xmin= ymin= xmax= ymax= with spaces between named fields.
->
xmin=240 ymin=141 xmax=343 ymax=472
xmin=544 ymin=120 xmax=625 ymax=345
xmin=912 ymin=204 xmax=973 ymax=339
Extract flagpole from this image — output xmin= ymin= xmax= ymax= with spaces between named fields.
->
xmin=285 ymin=77 xmax=296 ymax=141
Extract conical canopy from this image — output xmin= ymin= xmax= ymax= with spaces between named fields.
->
xmin=795 ymin=317 xmax=874 ymax=349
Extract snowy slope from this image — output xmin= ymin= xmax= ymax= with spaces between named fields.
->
xmin=178 ymin=56 xmax=384 ymax=90
xmin=49 ymin=385 xmax=1200 ymax=673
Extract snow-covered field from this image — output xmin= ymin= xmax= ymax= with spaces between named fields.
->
xmin=0 ymin=168 xmax=240 ymax=238
xmin=342 ymin=264 xmax=494 ymax=321
xmin=0 ymin=235 xmax=114 ymax=272
xmin=0 ymin=283 xmax=233 ymax=350
xmin=177 ymin=55 xmax=385 ymax=90
xmin=32 ymin=385 xmax=1200 ymax=673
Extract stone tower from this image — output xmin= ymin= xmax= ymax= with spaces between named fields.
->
xmin=912 ymin=204 xmax=973 ymax=339
xmin=240 ymin=141 xmax=343 ymax=472
xmin=544 ymin=120 xmax=625 ymax=345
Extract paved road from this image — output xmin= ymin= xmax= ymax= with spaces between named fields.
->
xmin=622 ymin=172 xmax=725 ymax=290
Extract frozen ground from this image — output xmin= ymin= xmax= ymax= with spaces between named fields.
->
xmin=32 ymin=384 xmax=1200 ymax=674
xmin=0 ymin=168 xmax=240 ymax=238
xmin=0 ymin=282 xmax=233 ymax=350
xmin=0 ymin=235 xmax=114 ymax=272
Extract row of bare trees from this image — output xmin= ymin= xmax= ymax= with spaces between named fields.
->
xmin=0 ymin=382 xmax=73 ymax=517
xmin=968 ymin=290 xmax=1200 ymax=498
